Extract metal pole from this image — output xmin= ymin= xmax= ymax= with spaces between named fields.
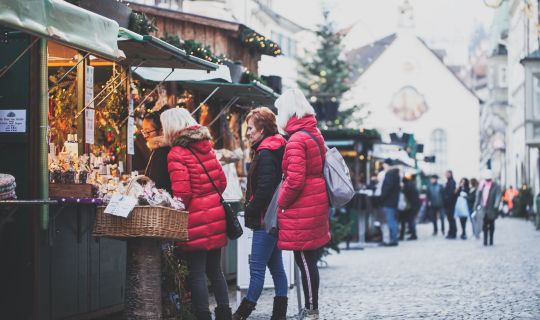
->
xmin=191 ymin=87 xmax=221 ymax=115
xmin=47 ymin=52 xmax=90 ymax=93
xmin=207 ymin=97 xmax=239 ymax=127
xmin=133 ymin=68 xmax=175 ymax=113
xmin=0 ymin=37 xmax=39 ymax=79
xmin=39 ymin=38 xmax=49 ymax=230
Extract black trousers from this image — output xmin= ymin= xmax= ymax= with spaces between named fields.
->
xmin=294 ymin=250 xmax=320 ymax=310
xmin=446 ymin=206 xmax=457 ymax=237
xmin=483 ymin=217 xmax=495 ymax=244
xmin=429 ymin=206 xmax=445 ymax=233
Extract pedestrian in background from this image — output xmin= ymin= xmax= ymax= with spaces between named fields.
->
xmin=454 ymin=178 xmax=471 ymax=240
xmin=400 ymin=172 xmax=420 ymax=240
xmin=379 ymin=158 xmax=401 ymax=246
xmin=444 ymin=170 xmax=458 ymax=239
xmin=275 ymin=89 xmax=330 ymax=320
xmin=161 ymin=108 xmax=232 ymax=320
xmin=426 ymin=175 xmax=445 ymax=235
xmin=474 ymin=170 xmax=502 ymax=246
xmin=233 ymin=107 xmax=288 ymax=320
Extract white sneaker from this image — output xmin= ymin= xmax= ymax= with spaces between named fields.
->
xmin=298 ymin=308 xmax=319 ymax=320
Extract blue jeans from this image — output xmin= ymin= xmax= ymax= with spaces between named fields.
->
xmin=384 ymin=207 xmax=399 ymax=243
xmin=245 ymin=230 xmax=288 ymax=303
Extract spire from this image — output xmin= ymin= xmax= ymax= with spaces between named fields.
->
xmin=398 ymin=0 xmax=415 ymax=30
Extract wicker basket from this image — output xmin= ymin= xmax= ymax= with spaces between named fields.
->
xmin=92 ymin=175 xmax=188 ymax=241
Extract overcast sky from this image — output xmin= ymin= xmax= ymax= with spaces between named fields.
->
xmin=271 ymin=0 xmax=495 ymax=64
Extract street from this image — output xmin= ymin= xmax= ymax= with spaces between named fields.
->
xmin=239 ymin=218 xmax=540 ymax=319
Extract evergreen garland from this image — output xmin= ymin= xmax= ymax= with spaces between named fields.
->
xmin=239 ymin=26 xmax=281 ymax=56
xmin=129 ymin=11 xmax=158 ymax=36
xmin=160 ymin=34 xmax=227 ymax=64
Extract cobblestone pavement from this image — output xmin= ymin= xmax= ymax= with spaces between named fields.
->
xmin=233 ymin=218 xmax=540 ymax=320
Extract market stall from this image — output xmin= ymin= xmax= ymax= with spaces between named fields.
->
xmin=0 ymin=1 xmax=218 ymax=318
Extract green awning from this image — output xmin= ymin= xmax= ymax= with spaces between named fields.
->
xmin=0 ymin=0 xmax=123 ymax=61
xmin=118 ymin=28 xmax=218 ymax=71
xmin=176 ymin=80 xmax=279 ymax=106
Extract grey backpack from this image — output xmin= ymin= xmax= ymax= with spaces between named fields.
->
xmin=301 ymin=130 xmax=355 ymax=208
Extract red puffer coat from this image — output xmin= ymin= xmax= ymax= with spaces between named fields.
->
xmin=277 ymin=115 xmax=330 ymax=251
xmin=168 ymin=125 xmax=227 ymax=252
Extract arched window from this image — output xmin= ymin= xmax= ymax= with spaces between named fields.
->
xmin=431 ymin=129 xmax=447 ymax=176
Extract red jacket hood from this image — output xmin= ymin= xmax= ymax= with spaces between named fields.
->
xmin=256 ymin=134 xmax=286 ymax=151
xmin=284 ymin=115 xmax=318 ymax=135
xmin=171 ymin=125 xmax=213 ymax=153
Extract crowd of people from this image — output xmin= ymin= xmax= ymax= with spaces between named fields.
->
xmin=372 ymin=161 xmax=534 ymax=247
xmin=141 ymin=88 xmax=327 ymax=320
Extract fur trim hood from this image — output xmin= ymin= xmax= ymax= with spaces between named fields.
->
xmin=146 ymin=136 xmax=168 ymax=150
xmin=170 ymin=125 xmax=213 ymax=147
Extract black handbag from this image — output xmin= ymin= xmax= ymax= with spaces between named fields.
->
xmin=186 ymin=147 xmax=243 ymax=240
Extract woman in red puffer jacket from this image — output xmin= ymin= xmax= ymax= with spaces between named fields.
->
xmin=161 ymin=108 xmax=231 ymax=320
xmin=274 ymin=89 xmax=330 ymax=320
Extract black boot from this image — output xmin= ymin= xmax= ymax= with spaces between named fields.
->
xmin=270 ymin=296 xmax=288 ymax=320
xmin=215 ymin=305 xmax=232 ymax=320
xmin=232 ymin=298 xmax=256 ymax=320
xmin=195 ymin=311 xmax=212 ymax=320
xmin=483 ymin=232 xmax=488 ymax=246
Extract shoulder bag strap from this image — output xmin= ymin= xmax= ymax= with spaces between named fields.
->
xmin=186 ymin=147 xmax=224 ymax=200
xmin=300 ymin=129 xmax=325 ymax=164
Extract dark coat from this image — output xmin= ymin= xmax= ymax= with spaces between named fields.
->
xmin=144 ymin=136 xmax=172 ymax=194
xmin=444 ymin=177 xmax=457 ymax=210
xmin=403 ymin=179 xmax=421 ymax=212
xmin=245 ymin=134 xmax=286 ymax=229
xmin=380 ymin=168 xmax=400 ymax=209
xmin=427 ymin=182 xmax=444 ymax=208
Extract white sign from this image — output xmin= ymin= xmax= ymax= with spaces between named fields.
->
xmin=0 ymin=110 xmax=26 ymax=133
xmin=127 ymin=116 xmax=134 ymax=155
xmin=128 ymin=98 xmax=134 ymax=115
xmin=236 ymin=213 xmax=295 ymax=290
xmin=85 ymin=108 xmax=95 ymax=145
xmin=85 ymin=66 xmax=94 ymax=109
xmin=104 ymin=194 xmax=138 ymax=218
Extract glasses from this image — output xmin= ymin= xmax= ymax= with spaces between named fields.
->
xmin=141 ymin=129 xmax=157 ymax=137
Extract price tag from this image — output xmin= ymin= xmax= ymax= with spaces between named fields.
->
xmin=104 ymin=194 xmax=138 ymax=218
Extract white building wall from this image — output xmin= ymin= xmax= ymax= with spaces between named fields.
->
xmin=343 ymin=32 xmax=480 ymax=181
xmin=506 ymin=0 xmax=538 ymax=189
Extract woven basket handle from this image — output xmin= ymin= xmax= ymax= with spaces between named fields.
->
xmin=124 ymin=175 xmax=152 ymax=195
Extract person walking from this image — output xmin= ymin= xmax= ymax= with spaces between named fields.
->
xmin=454 ymin=178 xmax=471 ymax=240
xmin=161 ymin=108 xmax=232 ymax=320
xmin=502 ymin=185 xmax=519 ymax=216
xmin=400 ymin=173 xmax=420 ymax=240
xmin=473 ymin=170 xmax=502 ymax=246
xmin=141 ymin=106 xmax=172 ymax=192
xmin=274 ymin=89 xmax=330 ymax=320
xmin=379 ymin=158 xmax=401 ymax=246
xmin=233 ymin=107 xmax=288 ymax=320
xmin=468 ymin=178 xmax=479 ymax=237
xmin=426 ymin=175 xmax=445 ymax=235
xmin=444 ymin=170 xmax=458 ymax=239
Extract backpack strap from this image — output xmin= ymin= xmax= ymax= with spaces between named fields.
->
xmin=186 ymin=147 xmax=225 ymax=202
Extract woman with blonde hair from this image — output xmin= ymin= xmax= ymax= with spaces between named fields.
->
xmin=233 ymin=107 xmax=288 ymax=320
xmin=274 ymin=89 xmax=330 ymax=320
xmin=161 ymin=108 xmax=231 ymax=320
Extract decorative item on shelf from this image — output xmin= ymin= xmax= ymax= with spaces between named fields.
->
xmin=48 ymin=68 xmax=78 ymax=148
xmin=0 ymin=174 xmax=16 ymax=200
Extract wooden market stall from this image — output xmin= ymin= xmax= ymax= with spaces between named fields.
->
xmin=0 ymin=1 xmax=219 ymax=319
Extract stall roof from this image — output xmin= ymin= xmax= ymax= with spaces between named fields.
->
xmin=118 ymin=28 xmax=218 ymax=71
xmin=133 ymin=65 xmax=231 ymax=82
xmin=133 ymin=67 xmax=279 ymax=106
xmin=176 ymin=80 xmax=279 ymax=106
xmin=0 ymin=0 xmax=123 ymax=61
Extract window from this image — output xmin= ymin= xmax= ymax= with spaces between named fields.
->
xmin=287 ymin=38 xmax=296 ymax=57
xmin=430 ymin=129 xmax=447 ymax=176
xmin=533 ymin=74 xmax=540 ymax=118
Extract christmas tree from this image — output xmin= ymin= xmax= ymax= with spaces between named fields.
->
xmin=298 ymin=9 xmax=364 ymax=128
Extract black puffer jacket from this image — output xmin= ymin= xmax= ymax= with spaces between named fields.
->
xmin=245 ymin=134 xmax=286 ymax=229
xmin=144 ymin=136 xmax=172 ymax=194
